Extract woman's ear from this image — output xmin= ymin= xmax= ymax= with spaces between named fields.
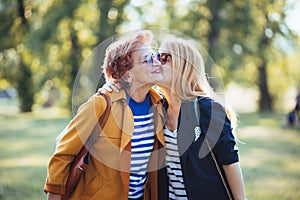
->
xmin=121 ymin=71 xmax=133 ymax=83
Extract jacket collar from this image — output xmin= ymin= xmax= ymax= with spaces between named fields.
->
xmin=149 ymin=88 xmax=165 ymax=147
xmin=110 ymin=89 xmax=127 ymax=104
xmin=109 ymin=87 xmax=164 ymax=105
xmin=107 ymin=87 xmax=165 ymax=151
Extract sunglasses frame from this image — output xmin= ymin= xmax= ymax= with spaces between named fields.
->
xmin=134 ymin=52 xmax=172 ymax=65
xmin=157 ymin=52 xmax=172 ymax=65
xmin=134 ymin=53 xmax=160 ymax=65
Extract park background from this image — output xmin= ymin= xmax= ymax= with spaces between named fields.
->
xmin=0 ymin=0 xmax=300 ymax=199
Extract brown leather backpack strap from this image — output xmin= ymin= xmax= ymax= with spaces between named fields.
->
xmin=61 ymin=92 xmax=111 ymax=200
xmin=87 ymin=91 xmax=111 ymax=147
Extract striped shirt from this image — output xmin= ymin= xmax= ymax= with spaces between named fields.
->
xmin=164 ymin=128 xmax=188 ymax=200
xmin=127 ymin=94 xmax=155 ymax=200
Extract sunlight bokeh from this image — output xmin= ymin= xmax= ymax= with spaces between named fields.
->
xmin=286 ymin=0 xmax=300 ymax=35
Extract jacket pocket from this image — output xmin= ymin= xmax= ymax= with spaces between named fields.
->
xmin=81 ymin=172 xmax=104 ymax=198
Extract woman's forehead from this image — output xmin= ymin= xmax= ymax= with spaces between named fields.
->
xmin=137 ymin=44 xmax=152 ymax=51
xmin=134 ymin=44 xmax=153 ymax=56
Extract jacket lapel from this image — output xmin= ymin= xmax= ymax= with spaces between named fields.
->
xmin=119 ymin=94 xmax=133 ymax=193
xmin=113 ymin=88 xmax=166 ymax=197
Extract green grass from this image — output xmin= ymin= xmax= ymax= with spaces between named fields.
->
xmin=237 ymin=112 xmax=300 ymax=200
xmin=0 ymin=99 xmax=300 ymax=199
xmin=0 ymin=99 xmax=70 ymax=200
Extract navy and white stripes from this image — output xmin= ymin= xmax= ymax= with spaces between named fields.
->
xmin=128 ymin=113 xmax=155 ymax=199
xmin=164 ymin=128 xmax=188 ymax=200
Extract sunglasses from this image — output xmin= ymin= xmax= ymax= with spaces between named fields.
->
xmin=136 ymin=53 xmax=160 ymax=65
xmin=157 ymin=52 xmax=172 ymax=65
xmin=135 ymin=52 xmax=172 ymax=65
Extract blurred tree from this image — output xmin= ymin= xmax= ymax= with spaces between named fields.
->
xmin=145 ymin=0 xmax=297 ymax=112
xmin=1 ymin=0 xmax=298 ymax=113
xmin=203 ymin=0 xmax=297 ymax=112
xmin=241 ymin=0 xmax=298 ymax=111
xmin=0 ymin=0 xmax=35 ymax=112
xmin=161 ymin=0 xmax=253 ymax=91
xmin=95 ymin=0 xmax=130 ymax=88
xmin=26 ymin=0 xmax=129 ymax=111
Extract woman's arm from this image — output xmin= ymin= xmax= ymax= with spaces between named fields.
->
xmin=44 ymin=95 xmax=107 ymax=195
xmin=47 ymin=192 xmax=61 ymax=200
xmin=223 ymin=162 xmax=246 ymax=200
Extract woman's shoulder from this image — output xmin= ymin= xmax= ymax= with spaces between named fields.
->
xmin=196 ymin=96 xmax=229 ymax=126
xmin=197 ymin=96 xmax=225 ymax=112
xmin=76 ymin=93 xmax=109 ymax=118
xmin=88 ymin=92 xmax=109 ymax=104
xmin=197 ymin=96 xmax=212 ymax=106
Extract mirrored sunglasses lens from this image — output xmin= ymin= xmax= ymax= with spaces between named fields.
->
xmin=146 ymin=55 xmax=153 ymax=64
xmin=160 ymin=53 xmax=168 ymax=64
xmin=154 ymin=52 xmax=160 ymax=61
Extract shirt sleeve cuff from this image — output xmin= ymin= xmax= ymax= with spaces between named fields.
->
xmin=43 ymin=181 xmax=66 ymax=195
xmin=164 ymin=127 xmax=178 ymax=138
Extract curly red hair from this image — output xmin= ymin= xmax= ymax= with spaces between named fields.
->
xmin=102 ymin=30 xmax=154 ymax=84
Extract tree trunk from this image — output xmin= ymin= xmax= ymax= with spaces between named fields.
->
xmin=69 ymin=30 xmax=80 ymax=111
xmin=17 ymin=0 xmax=34 ymax=112
xmin=96 ymin=1 xmax=112 ymax=88
xmin=207 ymin=29 xmax=218 ymax=90
xmin=96 ymin=0 xmax=130 ymax=88
xmin=206 ymin=0 xmax=223 ymax=91
xmin=258 ymin=60 xmax=273 ymax=112
xmin=257 ymin=17 xmax=273 ymax=112
xmin=17 ymin=60 xmax=34 ymax=112
xmin=98 ymin=1 xmax=113 ymax=43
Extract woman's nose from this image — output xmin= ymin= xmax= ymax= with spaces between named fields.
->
xmin=152 ymin=56 xmax=161 ymax=66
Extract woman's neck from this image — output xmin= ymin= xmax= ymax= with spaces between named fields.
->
xmin=160 ymin=88 xmax=182 ymax=131
xmin=126 ymin=84 xmax=152 ymax=102
xmin=160 ymin=88 xmax=181 ymax=107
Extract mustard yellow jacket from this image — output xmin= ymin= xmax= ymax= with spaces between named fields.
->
xmin=44 ymin=88 xmax=166 ymax=200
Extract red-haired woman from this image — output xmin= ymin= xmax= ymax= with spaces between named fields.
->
xmin=44 ymin=30 xmax=165 ymax=200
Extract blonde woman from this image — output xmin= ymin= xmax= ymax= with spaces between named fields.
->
xmin=157 ymin=36 xmax=246 ymax=200
xmin=101 ymin=34 xmax=246 ymax=200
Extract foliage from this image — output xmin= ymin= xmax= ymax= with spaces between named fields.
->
xmin=0 ymin=0 xmax=299 ymax=113
xmin=242 ymin=0 xmax=298 ymax=111
xmin=0 ymin=0 xmax=130 ymax=112
xmin=128 ymin=0 xmax=299 ymax=112
xmin=0 ymin=0 xmax=35 ymax=112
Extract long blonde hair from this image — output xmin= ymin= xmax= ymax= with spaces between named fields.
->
xmin=160 ymin=36 xmax=211 ymax=100
xmin=159 ymin=35 xmax=237 ymax=129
